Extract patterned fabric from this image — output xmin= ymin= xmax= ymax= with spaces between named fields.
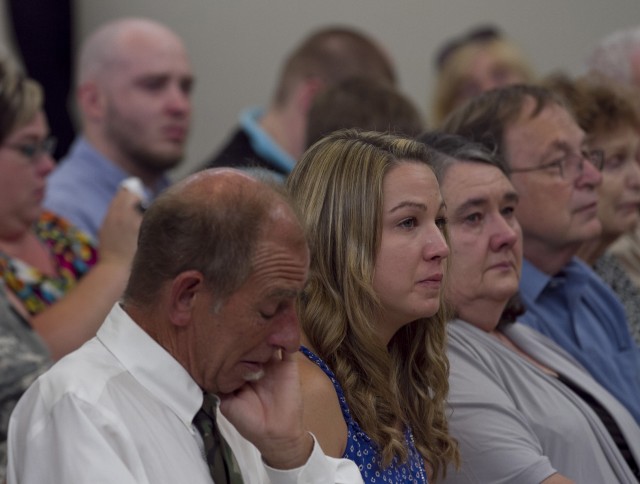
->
xmin=300 ymin=346 xmax=428 ymax=483
xmin=0 ymin=211 xmax=98 ymax=315
xmin=0 ymin=284 xmax=51 ymax=482
xmin=593 ymin=252 xmax=640 ymax=346
xmin=192 ymin=393 xmax=244 ymax=484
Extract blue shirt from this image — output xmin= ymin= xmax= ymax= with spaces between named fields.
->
xmin=300 ymin=346 xmax=427 ymax=483
xmin=239 ymin=107 xmax=296 ymax=174
xmin=519 ymin=257 xmax=640 ymax=423
xmin=44 ymin=137 xmax=169 ymax=240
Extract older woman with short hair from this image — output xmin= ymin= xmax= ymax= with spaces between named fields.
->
xmin=421 ymin=131 xmax=640 ymax=483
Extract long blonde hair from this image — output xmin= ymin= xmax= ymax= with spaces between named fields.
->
xmin=287 ymin=130 xmax=459 ymax=480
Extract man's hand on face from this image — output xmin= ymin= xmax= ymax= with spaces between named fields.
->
xmin=218 ymin=349 xmax=314 ymax=470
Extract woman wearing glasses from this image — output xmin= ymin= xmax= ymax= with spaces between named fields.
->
xmin=0 ymin=60 xmax=141 ymax=360
xmin=422 ymin=131 xmax=640 ymax=484
xmin=544 ymin=75 xmax=640 ymax=345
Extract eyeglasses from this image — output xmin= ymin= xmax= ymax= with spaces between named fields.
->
xmin=509 ymin=149 xmax=604 ymax=181
xmin=4 ymin=136 xmax=57 ymax=161
xmin=435 ymin=26 xmax=501 ymax=70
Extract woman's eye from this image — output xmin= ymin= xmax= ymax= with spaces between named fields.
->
xmin=465 ymin=213 xmax=482 ymax=224
xmin=399 ymin=217 xmax=417 ymax=229
xmin=605 ymin=154 xmax=626 ymax=171
xmin=436 ymin=216 xmax=448 ymax=230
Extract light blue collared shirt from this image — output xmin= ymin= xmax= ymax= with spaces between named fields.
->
xmin=44 ymin=137 xmax=170 ymax=240
xmin=239 ymin=107 xmax=296 ymax=174
xmin=519 ymin=257 xmax=640 ymax=423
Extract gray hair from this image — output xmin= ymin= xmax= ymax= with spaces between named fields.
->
xmin=419 ymin=131 xmax=508 ymax=182
xmin=586 ymin=25 xmax=640 ymax=84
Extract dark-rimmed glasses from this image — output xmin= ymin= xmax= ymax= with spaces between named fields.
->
xmin=4 ymin=136 xmax=57 ymax=162
xmin=509 ymin=149 xmax=604 ymax=181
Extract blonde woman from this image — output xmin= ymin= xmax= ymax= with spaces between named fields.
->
xmin=431 ymin=25 xmax=533 ymax=126
xmin=287 ymin=130 xmax=459 ymax=482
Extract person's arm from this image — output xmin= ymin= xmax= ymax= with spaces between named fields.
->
xmin=29 ymin=188 xmax=142 ymax=359
xmin=219 ymin=349 xmax=363 ymax=483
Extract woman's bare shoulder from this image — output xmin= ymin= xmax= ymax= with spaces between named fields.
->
xmin=295 ymin=350 xmax=348 ymax=457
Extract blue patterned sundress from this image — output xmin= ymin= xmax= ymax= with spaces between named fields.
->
xmin=300 ymin=345 xmax=428 ymax=483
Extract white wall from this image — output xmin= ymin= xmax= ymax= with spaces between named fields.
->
xmin=3 ymin=0 xmax=639 ymax=179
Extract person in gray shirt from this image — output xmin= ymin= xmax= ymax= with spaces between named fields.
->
xmin=421 ymin=131 xmax=640 ymax=484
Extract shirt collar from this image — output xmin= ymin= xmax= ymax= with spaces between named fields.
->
xmin=520 ymin=258 xmax=552 ymax=301
xmin=521 ymin=257 xmax=592 ymax=301
xmin=239 ymin=107 xmax=296 ymax=173
xmin=96 ymin=304 xmax=203 ymax=428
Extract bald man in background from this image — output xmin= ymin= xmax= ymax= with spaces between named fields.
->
xmin=44 ymin=18 xmax=194 ymax=239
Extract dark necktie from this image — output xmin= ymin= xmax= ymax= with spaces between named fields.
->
xmin=193 ymin=393 xmax=244 ymax=483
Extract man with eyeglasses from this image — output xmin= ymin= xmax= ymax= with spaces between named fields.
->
xmin=441 ymin=84 xmax=640 ymax=424
xmin=43 ymin=18 xmax=193 ymax=239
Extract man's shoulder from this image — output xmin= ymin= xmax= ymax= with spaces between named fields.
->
xmin=567 ymin=257 xmax=622 ymax=297
xmin=202 ymin=127 xmax=281 ymax=173
xmin=46 ymin=166 xmax=112 ymax=206
xmin=49 ymin=146 xmax=118 ymax=191
xmin=34 ymin=338 xmax=124 ymax=409
xmin=44 ymin=144 xmax=123 ymax=236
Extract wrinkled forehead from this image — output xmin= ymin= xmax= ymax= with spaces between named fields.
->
xmin=249 ymin=222 xmax=310 ymax=288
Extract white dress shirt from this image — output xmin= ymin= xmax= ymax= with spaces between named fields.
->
xmin=7 ymin=304 xmax=363 ymax=483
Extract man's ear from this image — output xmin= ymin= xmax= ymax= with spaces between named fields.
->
xmin=168 ymin=270 xmax=205 ymax=327
xmin=297 ymin=77 xmax=325 ymax=114
xmin=77 ymin=81 xmax=106 ymax=121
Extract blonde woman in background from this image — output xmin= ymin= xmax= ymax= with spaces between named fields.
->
xmin=431 ymin=25 xmax=534 ymax=126
xmin=287 ymin=130 xmax=459 ymax=482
